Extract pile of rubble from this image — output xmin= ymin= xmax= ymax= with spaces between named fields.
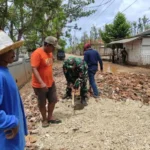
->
xmin=20 ymin=84 xmax=40 ymax=150
xmin=97 ymin=72 xmax=150 ymax=104
xmin=20 ymin=65 xmax=65 ymax=149
xmin=53 ymin=66 xmax=66 ymax=97
xmin=20 ymin=64 xmax=150 ymax=149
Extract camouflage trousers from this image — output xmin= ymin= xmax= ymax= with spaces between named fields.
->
xmin=66 ymin=80 xmax=88 ymax=97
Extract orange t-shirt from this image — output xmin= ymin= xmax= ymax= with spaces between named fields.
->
xmin=31 ymin=47 xmax=54 ymax=88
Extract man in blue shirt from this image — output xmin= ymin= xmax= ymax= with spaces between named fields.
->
xmin=84 ymin=43 xmax=103 ymax=98
xmin=0 ymin=31 xmax=27 ymax=150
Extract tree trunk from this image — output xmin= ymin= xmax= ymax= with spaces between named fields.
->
xmin=16 ymin=29 xmax=23 ymax=61
xmin=10 ymin=21 xmax=14 ymax=40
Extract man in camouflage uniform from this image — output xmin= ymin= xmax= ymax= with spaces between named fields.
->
xmin=62 ymin=57 xmax=88 ymax=106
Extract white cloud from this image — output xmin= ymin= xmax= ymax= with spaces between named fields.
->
xmin=119 ymin=0 xmax=150 ymax=22
xmin=65 ymin=0 xmax=150 ymax=46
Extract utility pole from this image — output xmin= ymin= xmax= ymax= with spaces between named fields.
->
xmin=72 ymin=29 xmax=77 ymax=54
xmin=84 ymin=33 xmax=86 ymax=44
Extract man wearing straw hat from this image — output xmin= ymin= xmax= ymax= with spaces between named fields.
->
xmin=0 ymin=31 xmax=28 ymax=149
xmin=31 ymin=36 xmax=61 ymax=127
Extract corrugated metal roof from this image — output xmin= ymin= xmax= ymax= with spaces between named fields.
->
xmin=109 ymin=37 xmax=140 ymax=45
xmin=135 ymin=29 xmax=150 ymax=37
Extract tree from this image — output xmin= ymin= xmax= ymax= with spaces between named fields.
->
xmin=76 ymin=42 xmax=84 ymax=55
xmin=131 ymin=15 xmax=149 ymax=35
xmin=142 ymin=15 xmax=149 ymax=31
xmin=81 ymin=31 xmax=89 ymax=43
xmin=63 ymin=0 xmax=95 ymax=23
xmin=100 ymin=12 xmax=131 ymax=44
xmin=137 ymin=18 xmax=143 ymax=33
xmin=2 ymin=0 xmax=63 ymax=41
xmin=0 ymin=0 xmax=8 ymax=30
xmin=111 ymin=12 xmax=131 ymax=39
xmin=99 ymin=24 xmax=113 ymax=44
xmin=0 ymin=0 xmax=96 ymax=53
xmin=132 ymin=21 xmax=137 ymax=35
xmin=90 ymin=25 xmax=99 ymax=41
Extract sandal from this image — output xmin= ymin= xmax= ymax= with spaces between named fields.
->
xmin=42 ymin=121 xmax=49 ymax=128
xmin=48 ymin=119 xmax=62 ymax=124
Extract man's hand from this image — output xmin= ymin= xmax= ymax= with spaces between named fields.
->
xmin=72 ymin=88 xmax=77 ymax=94
xmin=40 ymin=82 xmax=48 ymax=91
xmin=4 ymin=125 xmax=19 ymax=139
xmin=69 ymin=83 xmax=77 ymax=94
xmin=68 ymin=83 xmax=73 ymax=88
xmin=40 ymin=82 xmax=47 ymax=88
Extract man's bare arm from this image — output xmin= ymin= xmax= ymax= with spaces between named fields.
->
xmin=32 ymin=67 xmax=47 ymax=88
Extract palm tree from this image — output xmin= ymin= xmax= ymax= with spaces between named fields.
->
xmin=142 ymin=15 xmax=149 ymax=31
xmin=138 ymin=18 xmax=143 ymax=33
xmin=132 ymin=21 xmax=137 ymax=35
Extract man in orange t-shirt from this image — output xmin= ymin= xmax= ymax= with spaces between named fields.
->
xmin=31 ymin=36 xmax=61 ymax=127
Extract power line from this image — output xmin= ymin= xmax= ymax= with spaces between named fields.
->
xmin=81 ymin=0 xmax=138 ymax=40
xmin=86 ymin=0 xmax=113 ymax=8
xmin=72 ymin=0 xmax=105 ymax=35
xmin=104 ymin=0 xmax=138 ymax=25
xmin=71 ymin=0 xmax=138 ymax=40
xmin=94 ymin=0 xmax=115 ymax=21
xmin=89 ymin=0 xmax=109 ymax=20
xmin=82 ymin=0 xmax=113 ymax=26
xmin=80 ymin=0 xmax=115 ymax=41
xmin=87 ymin=0 xmax=115 ymax=26
xmin=65 ymin=0 xmax=106 ymax=31
xmin=84 ymin=0 xmax=106 ymax=20
xmin=122 ymin=0 xmax=138 ymax=13
xmin=71 ymin=0 xmax=114 ymax=41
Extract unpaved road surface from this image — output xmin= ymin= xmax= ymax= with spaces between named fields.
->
xmin=21 ymin=55 xmax=150 ymax=150
xmin=66 ymin=54 xmax=150 ymax=75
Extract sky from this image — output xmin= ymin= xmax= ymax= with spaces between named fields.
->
xmin=64 ymin=0 xmax=150 ymax=46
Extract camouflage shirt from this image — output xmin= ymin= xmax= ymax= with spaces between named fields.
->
xmin=63 ymin=57 xmax=88 ymax=88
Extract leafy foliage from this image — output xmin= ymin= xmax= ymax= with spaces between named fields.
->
xmin=81 ymin=31 xmax=89 ymax=43
xmin=131 ymin=15 xmax=149 ymax=35
xmin=90 ymin=25 xmax=99 ymax=40
xmin=100 ymin=12 xmax=131 ymax=44
xmin=99 ymin=24 xmax=114 ymax=44
xmin=0 ymin=0 xmax=95 ymax=52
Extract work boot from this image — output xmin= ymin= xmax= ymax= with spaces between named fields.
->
xmin=62 ymin=94 xmax=72 ymax=99
xmin=81 ymin=97 xmax=88 ymax=106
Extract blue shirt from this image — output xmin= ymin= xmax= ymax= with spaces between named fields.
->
xmin=0 ymin=66 xmax=28 ymax=150
xmin=84 ymin=48 xmax=103 ymax=72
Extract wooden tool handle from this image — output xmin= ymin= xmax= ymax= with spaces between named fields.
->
xmin=72 ymin=91 xmax=75 ymax=107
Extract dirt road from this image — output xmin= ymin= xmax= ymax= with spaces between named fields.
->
xmin=66 ymin=54 xmax=150 ymax=75
xmin=21 ymin=55 xmax=150 ymax=150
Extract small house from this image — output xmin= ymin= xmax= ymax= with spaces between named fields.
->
xmin=109 ymin=30 xmax=150 ymax=65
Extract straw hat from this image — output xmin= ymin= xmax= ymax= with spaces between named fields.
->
xmin=0 ymin=30 xmax=24 ymax=55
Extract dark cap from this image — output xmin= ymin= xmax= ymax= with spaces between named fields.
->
xmin=44 ymin=36 xmax=61 ymax=49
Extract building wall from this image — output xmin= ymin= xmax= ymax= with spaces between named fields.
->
xmin=141 ymin=37 xmax=150 ymax=65
xmin=104 ymin=48 xmax=112 ymax=55
xmin=92 ymin=44 xmax=111 ymax=55
xmin=8 ymin=58 xmax=32 ymax=89
xmin=124 ymin=39 xmax=142 ymax=65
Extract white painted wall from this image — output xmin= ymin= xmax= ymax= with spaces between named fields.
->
xmin=104 ymin=48 xmax=112 ymax=55
xmin=124 ymin=39 xmax=142 ymax=65
xmin=8 ymin=58 xmax=32 ymax=88
xmin=141 ymin=38 xmax=150 ymax=65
